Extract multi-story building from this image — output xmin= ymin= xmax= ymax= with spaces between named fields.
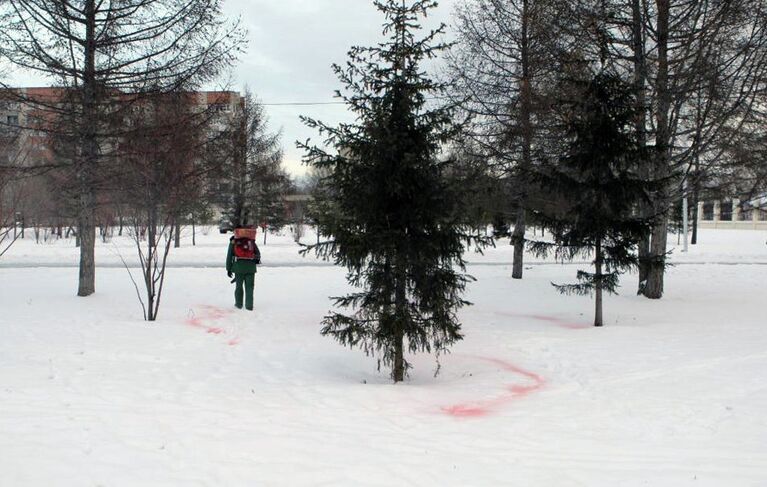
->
xmin=1 ymin=87 xmax=244 ymax=164
xmin=0 ymin=87 xmax=245 ymax=228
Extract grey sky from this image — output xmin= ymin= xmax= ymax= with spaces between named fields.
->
xmin=222 ymin=0 xmax=458 ymax=176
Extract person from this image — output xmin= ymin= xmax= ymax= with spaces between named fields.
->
xmin=226 ymin=230 xmax=261 ymax=310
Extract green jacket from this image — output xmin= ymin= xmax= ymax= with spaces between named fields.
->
xmin=226 ymin=240 xmax=259 ymax=275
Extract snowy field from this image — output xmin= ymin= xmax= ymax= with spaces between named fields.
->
xmin=1 ymin=228 xmax=766 ymax=486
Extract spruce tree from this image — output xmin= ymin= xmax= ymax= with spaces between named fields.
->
xmin=530 ymin=72 xmax=656 ymax=327
xmin=300 ymin=0 xmax=474 ymax=382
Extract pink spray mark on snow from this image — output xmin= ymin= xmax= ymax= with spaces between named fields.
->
xmin=185 ymin=305 xmax=242 ymax=345
xmin=441 ymin=355 xmax=546 ymax=418
xmin=497 ymin=311 xmax=589 ymax=330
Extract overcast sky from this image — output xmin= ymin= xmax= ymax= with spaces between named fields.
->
xmin=222 ymin=0 xmax=458 ymax=177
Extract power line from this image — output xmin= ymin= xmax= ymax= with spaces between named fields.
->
xmin=261 ymin=101 xmax=346 ymax=106
xmin=260 ymin=96 xmax=451 ymax=107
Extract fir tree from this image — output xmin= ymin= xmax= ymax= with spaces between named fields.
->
xmin=299 ymin=0 xmax=477 ymax=382
xmin=530 ymin=72 xmax=656 ymax=327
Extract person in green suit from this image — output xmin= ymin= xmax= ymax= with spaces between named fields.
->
xmin=226 ymin=236 xmax=261 ymax=310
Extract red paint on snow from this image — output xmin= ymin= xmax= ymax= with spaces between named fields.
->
xmin=508 ymin=384 xmax=539 ymax=396
xmin=186 ymin=317 xmax=204 ymax=328
xmin=499 ymin=312 xmax=589 ymax=330
xmin=442 ymin=405 xmax=490 ymax=417
xmin=184 ymin=305 xmax=241 ymax=345
xmin=441 ymin=355 xmax=545 ymax=419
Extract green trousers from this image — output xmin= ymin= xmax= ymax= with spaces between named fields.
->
xmin=234 ymin=272 xmax=255 ymax=310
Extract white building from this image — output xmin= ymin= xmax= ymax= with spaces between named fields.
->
xmin=697 ymin=197 xmax=767 ymax=230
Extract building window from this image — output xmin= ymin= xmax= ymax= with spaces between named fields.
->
xmin=720 ymin=201 xmax=733 ymax=221
xmin=702 ymin=202 xmax=714 ymax=221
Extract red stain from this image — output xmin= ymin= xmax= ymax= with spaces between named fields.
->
xmin=442 ymin=405 xmax=489 ymax=417
xmin=441 ymin=355 xmax=545 ymax=418
xmin=184 ymin=306 xmax=241 ymax=345
xmin=186 ymin=318 xmax=203 ymax=328
xmin=508 ymin=384 xmax=538 ymax=395
xmin=499 ymin=312 xmax=589 ymax=330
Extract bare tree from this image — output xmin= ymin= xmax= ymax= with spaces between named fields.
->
xmin=120 ymin=91 xmax=216 ymax=321
xmin=0 ymin=116 xmax=27 ymax=258
xmin=0 ymin=165 xmax=21 ymax=259
xmin=449 ymin=0 xmax=567 ymax=279
xmin=0 ymin=0 xmax=244 ymax=296
xmin=216 ymin=90 xmax=287 ymax=233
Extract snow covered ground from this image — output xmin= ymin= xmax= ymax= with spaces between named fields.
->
xmin=2 ymin=224 xmax=766 ymax=268
xmin=1 ymin=228 xmax=766 ymax=486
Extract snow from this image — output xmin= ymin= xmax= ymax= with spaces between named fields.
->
xmin=1 ymin=228 xmax=766 ymax=486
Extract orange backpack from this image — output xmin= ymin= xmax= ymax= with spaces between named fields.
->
xmin=233 ymin=228 xmax=257 ymax=260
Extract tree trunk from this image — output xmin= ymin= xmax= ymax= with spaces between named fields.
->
xmin=511 ymin=206 xmax=526 ymax=279
xmin=637 ymin=236 xmax=650 ymax=292
xmin=631 ymin=0 xmax=651 ymax=294
xmin=192 ymin=220 xmax=196 ymax=246
xmin=644 ymin=218 xmax=668 ymax=298
xmin=691 ymin=156 xmax=701 ymax=245
xmin=77 ymin=0 xmax=98 ymax=297
xmin=146 ymin=208 xmax=156 ymax=321
xmin=512 ymin=0 xmax=532 ymax=281
xmin=77 ymin=185 xmax=96 ymax=295
xmin=393 ymin=260 xmax=407 ymax=383
xmin=594 ymin=240 xmax=603 ymax=327
xmin=691 ymin=185 xmax=699 ymax=245
xmin=393 ymin=331 xmax=405 ymax=382
xmin=643 ymin=0 xmax=671 ymax=300
xmin=174 ymin=222 xmax=181 ymax=248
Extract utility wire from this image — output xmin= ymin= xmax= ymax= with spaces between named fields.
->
xmin=260 ymin=96 xmax=451 ymax=107
xmin=261 ymin=101 xmax=346 ymax=106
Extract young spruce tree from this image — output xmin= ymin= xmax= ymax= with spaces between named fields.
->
xmin=300 ymin=0 xmax=473 ymax=382
xmin=531 ymin=72 xmax=655 ymax=327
